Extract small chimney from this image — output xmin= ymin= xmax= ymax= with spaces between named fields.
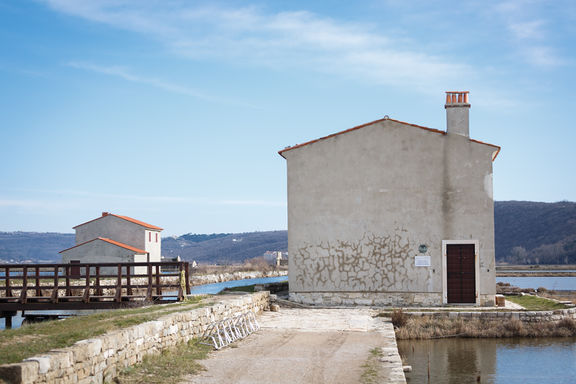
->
xmin=445 ymin=91 xmax=470 ymax=137
xmin=102 ymin=212 xmax=109 ymax=217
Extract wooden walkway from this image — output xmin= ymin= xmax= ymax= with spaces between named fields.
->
xmin=0 ymin=262 xmax=190 ymax=316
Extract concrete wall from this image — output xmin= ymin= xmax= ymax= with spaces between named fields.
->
xmin=0 ymin=292 xmax=270 ymax=384
xmin=283 ymin=119 xmax=497 ymax=306
xmin=144 ymin=230 xmax=161 ymax=263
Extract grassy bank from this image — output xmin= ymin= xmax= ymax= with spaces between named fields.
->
xmin=505 ymin=294 xmax=569 ymax=310
xmin=388 ymin=310 xmax=576 ymax=339
xmin=0 ymin=297 xmax=205 ymax=365
xmin=116 ymin=339 xmax=211 ymax=384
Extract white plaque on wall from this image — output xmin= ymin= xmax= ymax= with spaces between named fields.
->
xmin=415 ymin=255 xmax=431 ymax=267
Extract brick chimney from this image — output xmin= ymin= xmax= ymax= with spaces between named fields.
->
xmin=102 ymin=212 xmax=109 ymax=217
xmin=445 ymin=91 xmax=470 ymax=137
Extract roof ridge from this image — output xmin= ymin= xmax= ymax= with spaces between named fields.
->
xmin=278 ymin=117 xmax=500 ymax=161
xmin=73 ymin=213 xmax=163 ymax=230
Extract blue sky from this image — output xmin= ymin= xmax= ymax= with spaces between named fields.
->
xmin=1 ymin=0 xmax=575 ymax=235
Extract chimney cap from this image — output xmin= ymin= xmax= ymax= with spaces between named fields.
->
xmin=445 ymin=91 xmax=470 ymax=106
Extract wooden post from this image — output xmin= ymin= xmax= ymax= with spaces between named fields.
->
xmin=5 ymin=315 xmax=12 ymax=329
xmin=146 ymin=264 xmax=153 ymax=301
xmin=65 ymin=265 xmax=71 ymax=297
xmin=155 ymin=264 xmax=161 ymax=297
xmin=83 ymin=265 xmax=91 ymax=303
xmin=126 ymin=266 xmax=132 ymax=296
xmin=35 ymin=266 xmax=41 ymax=296
xmin=5 ymin=267 xmax=12 ymax=297
xmin=184 ymin=262 xmax=190 ymax=295
xmin=95 ymin=266 xmax=102 ymax=296
xmin=19 ymin=267 xmax=28 ymax=304
xmin=177 ymin=263 xmax=184 ymax=301
xmin=115 ymin=264 xmax=122 ymax=302
xmin=51 ymin=266 xmax=59 ymax=303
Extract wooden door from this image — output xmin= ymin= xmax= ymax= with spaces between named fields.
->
xmin=446 ymin=244 xmax=476 ymax=303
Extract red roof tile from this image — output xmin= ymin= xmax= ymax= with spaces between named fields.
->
xmin=59 ymin=237 xmax=147 ymax=254
xmin=278 ymin=117 xmax=500 ymax=161
xmin=73 ymin=213 xmax=163 ymax=230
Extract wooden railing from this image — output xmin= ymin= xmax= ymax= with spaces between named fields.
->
xmin=0 ymin=262 xmax=190 ymax=311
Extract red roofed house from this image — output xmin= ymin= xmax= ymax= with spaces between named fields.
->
xmin=279 ymin=92 xmax=500 ymax=307
xmin=60 ymin=212 xmax=163 ymax=274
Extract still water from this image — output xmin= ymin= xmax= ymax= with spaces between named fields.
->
xmin=398 ymin=337 xmax=576 ymax=384
xmin=0 ymin=275 xmax=288 ymax=330
xmin=496 ymin=276 xmax=576 ymax=290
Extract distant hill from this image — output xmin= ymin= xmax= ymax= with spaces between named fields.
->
xmin=1 ymin=201 xmax=575 ymax=264
xmin=0 ymin=232 xmax=75 ymax=263
xmin=495 ymin=201 xmax=576 ymax=265
xmin=163 ymin=231 xmax=287 ymax=264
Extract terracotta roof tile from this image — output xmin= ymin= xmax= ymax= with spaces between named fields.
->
xmin=73 ymin=213 xmax=163 ymax=230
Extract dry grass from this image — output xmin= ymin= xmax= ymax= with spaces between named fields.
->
xmin=393 ymin=316 xmax=576 ymax=339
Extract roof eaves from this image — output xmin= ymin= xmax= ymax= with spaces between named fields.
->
xmin=59 ymin=237 xmax=147 ymax=254
xmin=278 ymin=117 xmax=446 ymax=158
xmin=278 ymin=117 xmax=500 ymax=162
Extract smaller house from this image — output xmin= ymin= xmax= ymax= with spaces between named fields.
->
xmin=60 ymin=212 xmax=163 ymax=274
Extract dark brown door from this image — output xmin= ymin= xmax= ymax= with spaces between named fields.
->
xmin=447 ymin=244 xmax=476 ymax=303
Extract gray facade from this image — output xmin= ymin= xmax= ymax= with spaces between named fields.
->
xmin=279 ymin=92 xmax=500 ymax=306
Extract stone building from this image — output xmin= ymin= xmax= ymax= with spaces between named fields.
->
xmin=279 ymin=92 xmax=500 ymax=306
xmin=60 ymin=212 xmax=163 ymax=274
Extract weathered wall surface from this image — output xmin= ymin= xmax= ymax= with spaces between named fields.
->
xmin=0 ymin=292 xmax=270 ymax=384
xmin=284 ymin=119 xmax=498 ymax=306
xmin=60 ymin=240 xmax=147 ymax=274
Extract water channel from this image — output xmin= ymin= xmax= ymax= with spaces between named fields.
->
xmin=398 ymin=337 xmax=576 ymax=384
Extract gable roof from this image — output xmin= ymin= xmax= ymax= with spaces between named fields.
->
xmin=73 ymin=213 xmax=163 ymax=231
xmin=278 ymin=117 xmax=501 ymax=161
xmin=59 ymin=237 xmax=147 ymax=254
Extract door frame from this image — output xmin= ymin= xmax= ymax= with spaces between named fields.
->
xmin=442 ymin=240 xmax=480 ymax=305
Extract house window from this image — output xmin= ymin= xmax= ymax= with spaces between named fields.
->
xmin=149 ymin=232 xmax=151 ymax=242
xmin=155 ymin=233 xmax=158 ymax=243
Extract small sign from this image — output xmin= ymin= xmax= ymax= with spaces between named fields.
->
xmin=415 ymin=256 xmax=431 ymax=267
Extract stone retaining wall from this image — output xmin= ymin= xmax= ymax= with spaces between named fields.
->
xmin=0 ymin=292 xmax=270 ymax=384
xmin=404 ymin=307 xmax=576 ymax=322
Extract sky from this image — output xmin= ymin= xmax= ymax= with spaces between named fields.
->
xmin=1 ymin=0 xmax=575 ymax=236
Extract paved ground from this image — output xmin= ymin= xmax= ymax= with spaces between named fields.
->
xmin=183 ymin=308 xmax=406 ymax=384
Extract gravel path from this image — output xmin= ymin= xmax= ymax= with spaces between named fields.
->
xmin=183 ymin=308 xmax=406 ymax=384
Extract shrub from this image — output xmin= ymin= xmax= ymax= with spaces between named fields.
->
xmin=391 ymin=308 xmax=408 ymax=328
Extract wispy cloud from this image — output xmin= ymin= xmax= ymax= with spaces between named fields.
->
xmin=41 ymin=0 xmax=471 ymax=90
xmin=493 ymin=0 xmax=565 ymax=67
xmin=66 ymin=61 xmax=256 ymax=107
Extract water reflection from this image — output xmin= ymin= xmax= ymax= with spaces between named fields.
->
xmin=398 ymin=337 xmax=576 ymax=384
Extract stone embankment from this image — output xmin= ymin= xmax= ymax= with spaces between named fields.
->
xmin=0 ymin=292 xmax=270 ymax=384
xmin=190 ymin=270 xmax=287 ymax=286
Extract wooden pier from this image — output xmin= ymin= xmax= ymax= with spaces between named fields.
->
xmin=1 ymin=262 xmax=190 ymax=327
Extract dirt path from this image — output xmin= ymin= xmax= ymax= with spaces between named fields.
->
xmin=182 ymin=308 xmax=406 ymax=384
